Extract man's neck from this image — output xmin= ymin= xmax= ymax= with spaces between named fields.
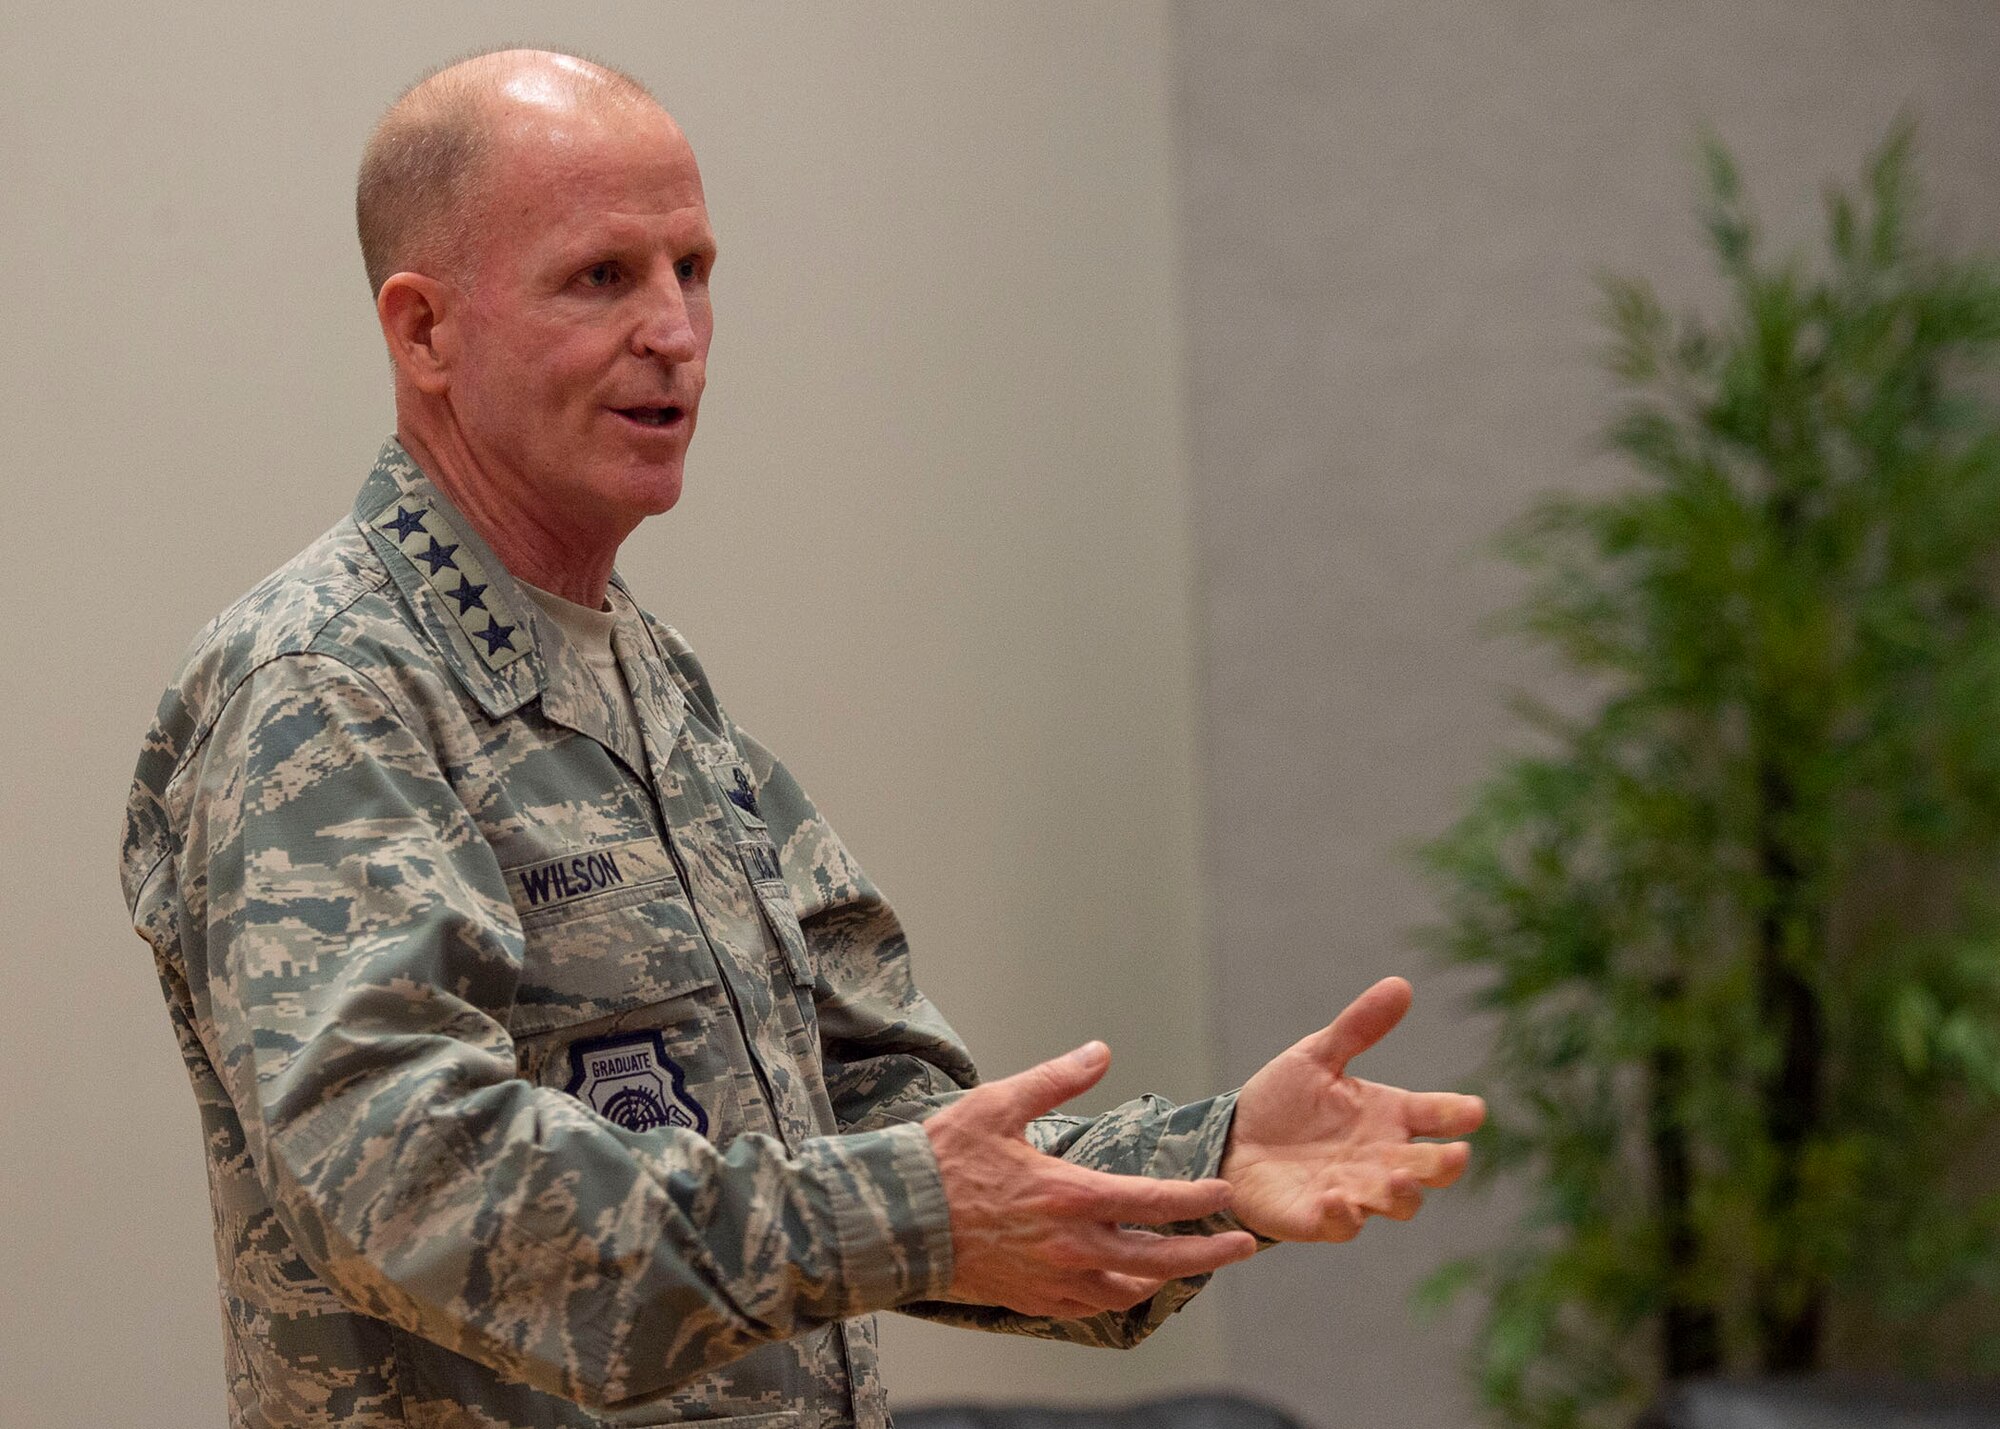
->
xmin=395 ymin=422 xmax=622 ymax=609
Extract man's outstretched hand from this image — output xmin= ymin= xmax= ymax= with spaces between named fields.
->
xmin=924 ymin=1042 xmax=1258 ymax=1318
xmin=923 ymin=980 xmax=1480 ymax=1316
xmin=1221 ymin=977 xmax=1486 ymax=1243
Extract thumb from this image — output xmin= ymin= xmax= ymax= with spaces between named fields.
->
xmin=981 ymin=1041 xmax=1110 ymax=1130
xmin=1304 ymin=976 xmax=1413 ymax=1075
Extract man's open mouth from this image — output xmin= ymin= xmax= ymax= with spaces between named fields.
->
xmin=615 ymin=406 xmax=684 ymax=427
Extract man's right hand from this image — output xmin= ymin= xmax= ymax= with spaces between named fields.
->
xmin=922 ymin=1042 xmax=1258 ymax=1318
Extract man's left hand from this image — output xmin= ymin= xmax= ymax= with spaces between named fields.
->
xmin=1220 ymin=976 xmax=1485 ymax=1243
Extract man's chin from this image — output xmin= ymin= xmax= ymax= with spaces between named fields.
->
xmin=635 ymin=469 xmax=684 ymax=516
xmin=615 ymin=464 xmax=684 ymax=520
xmin=528 ymin=455 xmax=685 ymax=534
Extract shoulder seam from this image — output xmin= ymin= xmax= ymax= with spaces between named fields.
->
xmin=138 ymin=574 xmax=396 ymax=912
xmin=140 ymin=641 xmax=426 ymax=914
xmin=162 ymin=574 xmax=399 ymax=793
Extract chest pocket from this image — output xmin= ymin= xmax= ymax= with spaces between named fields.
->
xmin=502 ymin=839 xmax=744 ymax=1140
xmin=691 ymin=741 xmax=816 ymax=995
xmin=736 ymin=836 xmax=814 ymax=991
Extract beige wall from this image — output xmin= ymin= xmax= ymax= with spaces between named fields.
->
xmin=0 ymin=4 xmax=1216 ymax=1422
xmin=1173 ymin=3 xmax=2000 ymax=1426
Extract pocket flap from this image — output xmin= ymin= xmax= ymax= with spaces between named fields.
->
xmin=507 ymin=885 xmax=716 ymax=1039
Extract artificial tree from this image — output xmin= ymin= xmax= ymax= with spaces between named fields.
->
xmin=1420 ymin=124 xmax=2000 ymax=1428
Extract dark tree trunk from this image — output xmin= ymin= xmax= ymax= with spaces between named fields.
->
xmin=1754 ymin=757 xmax=1826 ymax=1373
xmin=1650 ymin=1012 xmax=1721 ymax=1377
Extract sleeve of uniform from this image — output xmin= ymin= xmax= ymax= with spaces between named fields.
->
xmin=728 ymin=729 xmax=979 ymax=1133
xmin=179 ymin=652 xmax=954 ymax=1411
xmin=736 ymin=728 xmax=1250 ymax=1350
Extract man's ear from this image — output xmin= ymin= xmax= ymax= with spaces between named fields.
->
xmin=376 ymin=272 xmax=457 ymax=396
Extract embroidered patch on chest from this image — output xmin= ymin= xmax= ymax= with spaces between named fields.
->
xmin=694 ymin=745 xmax=767 ymax=828
xmin=518 ymin=849 xmax=626 ymax=908
xmin=564 ymin=1030 xmax=709 ymax=1135
xmin=737 ymin=838 xmax=783 ymax=885
xmin=722 ymin=764 xmax=762 ymax=820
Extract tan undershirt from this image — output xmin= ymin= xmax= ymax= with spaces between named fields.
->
xmin=519 ymin=581 xmax=643 ymax=736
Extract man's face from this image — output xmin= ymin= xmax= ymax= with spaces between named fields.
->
xmin=445 ymin=102 xmax=715 ymax=528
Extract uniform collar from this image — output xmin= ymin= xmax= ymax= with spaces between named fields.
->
xmin=354 ymin=439 xmax=542 ymax=718
xmin=352 ymin=439 xmax=687 ymax=759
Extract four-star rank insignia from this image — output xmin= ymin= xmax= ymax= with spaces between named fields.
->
xmin=372 ymin=500 xmax=528 ymax=673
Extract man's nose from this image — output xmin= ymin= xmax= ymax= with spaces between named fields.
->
xmin=635 ymin=275 xmax=701 ymax=364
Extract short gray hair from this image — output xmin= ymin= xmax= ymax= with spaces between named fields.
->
xmin=355 ymin=47 xmax=661 ymax=297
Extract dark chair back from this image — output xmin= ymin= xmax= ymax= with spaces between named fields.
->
xmin=1637 ymin=1377 xmax=2000 ymax=1429
xmin=895 ymin=1391 xmax=1313 ymax=1429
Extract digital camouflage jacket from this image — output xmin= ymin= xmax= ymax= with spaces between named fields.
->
xmin=120 ymin=441 xmax=1241 ymax=1429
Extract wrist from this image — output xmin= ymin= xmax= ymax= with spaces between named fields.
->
xmin=802 ymin=1122 xmax=956 ymax=1311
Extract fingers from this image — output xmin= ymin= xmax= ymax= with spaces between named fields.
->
xmin=1382 ymin=1172 xmax=1425 ymax=1221
xmin=1314 ymin=1172 xmax=1424 ymax=1234
xmin=1383 ymin=1138 xmax=1473 ymax=1189
xmin=976 ymin=1042 xmax=1111 ymax=1130
xmin=1315 ymin=1193 xmax=1366 ymax=1242
xmin=1071 ymin=1271 xmax=1168 ymax=1312
xmin=975 ymin=1226 xmax=1253 ymax=1318
xmin=1404 ymin=1090 xmax=1486 ymax=1139
xmin=1303 ymin=976 xmax=1413 ymax=1074
xmin=1281 ymin=1147 xmax=1471 ymax=1244
xmin=1019 ymin=1272 xmax=1168 ymax=1318
xmin=1341 ymin=1155 xmax=1462 ymax=1233
xmin=1048 ymin=1165 xmax=1236 ymax=1227
xmin=1057 ymin=1225 xmax=1258 ymax=1282
xmin=1416 ymin=1140 xmax=1472 ymax=1189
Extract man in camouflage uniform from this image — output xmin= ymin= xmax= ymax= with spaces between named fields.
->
xmin=121 ymin=49 xmax=1484 ymax=1429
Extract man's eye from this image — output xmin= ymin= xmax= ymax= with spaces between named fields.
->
xmin=581 ymin=262 xmax=621 ymax=288
xmin=675 ymin=256 xmax=700 ymax=282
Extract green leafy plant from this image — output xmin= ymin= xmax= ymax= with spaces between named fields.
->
xmin=1418 ymin=122 xmax=2000 ymax=1429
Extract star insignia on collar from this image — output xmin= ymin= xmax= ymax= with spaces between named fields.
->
xmin=415 ymin=537 xmax=460 ymax=575
xmin=384 ymin=505 xmax=427 ymax=541
xmin=475 ymin=618 xmax=518 ymax=656
xmin=445 ymin=576 xmax=488 ymax=614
